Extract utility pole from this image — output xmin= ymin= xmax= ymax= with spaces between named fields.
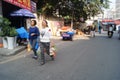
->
xmin=71 ymin=8 xmax=74 ymax=28
xmin=68 ymin=0 xmax=74 ymax=28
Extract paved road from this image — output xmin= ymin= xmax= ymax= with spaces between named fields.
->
xmin=0 ymin=32 xmax=120 ymax=80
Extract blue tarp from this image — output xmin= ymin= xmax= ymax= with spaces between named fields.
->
xmin=16 ymin=27 xmax=29 ymax=39
xmin=67 ymin=31 xmax=74 ymax=36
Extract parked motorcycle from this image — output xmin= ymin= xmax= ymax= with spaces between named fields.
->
xmin=118 ymin=26 xmax=120 ymax=40
xmin=108 ymin=25 xmax=114 ymax=38
xmin=108 ymin=31 xmax=113 ymax=38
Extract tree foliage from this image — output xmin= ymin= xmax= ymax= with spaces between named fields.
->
xmin=36 ymin=0 xmax=110 ymax=20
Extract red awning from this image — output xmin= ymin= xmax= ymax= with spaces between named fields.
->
xmin=102 ymin=19 xmax=114 ymax=22
xmin=114 ymin=20 xmax=120 ymax=25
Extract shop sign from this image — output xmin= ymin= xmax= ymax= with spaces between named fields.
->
xmin=31 ymin=1 xmax=36 ymax=12
xmin=4 ymin=0 xmax=31 ymax=11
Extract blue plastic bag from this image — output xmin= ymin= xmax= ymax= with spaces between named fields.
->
xmin=35 ymin=42 xmax=39 ymax=50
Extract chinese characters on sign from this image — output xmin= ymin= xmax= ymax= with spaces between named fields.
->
xmin=4 ymin=0 xmax=31 ymax=11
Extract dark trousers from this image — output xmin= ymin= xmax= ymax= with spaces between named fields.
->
xmin=40 ymin=42 xmax=50 ymax=63
xmin=30 ymin=39 xmax=38 ymax=56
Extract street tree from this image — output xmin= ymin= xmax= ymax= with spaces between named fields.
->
xmin=36 ymin=0 xmax=110 ymax=24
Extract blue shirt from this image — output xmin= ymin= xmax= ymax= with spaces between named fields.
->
xmin=29 ymin=26 xmax=40 ymax=40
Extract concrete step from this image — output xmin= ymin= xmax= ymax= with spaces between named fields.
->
xmin=0 ymin=46 xmax=26 ymax=56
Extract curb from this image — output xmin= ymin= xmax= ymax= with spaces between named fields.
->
xmin=0 ymin=46 xmax=26 ymax=56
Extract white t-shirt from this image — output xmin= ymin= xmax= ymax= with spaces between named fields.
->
xmin=40 ymin=27 xmax=51 ymax=42
xmin=109 ymin=26 xmax=113 ymax=31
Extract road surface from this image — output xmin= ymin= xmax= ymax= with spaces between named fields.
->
xmin=0 ymin=32 xmax=120 ymax=80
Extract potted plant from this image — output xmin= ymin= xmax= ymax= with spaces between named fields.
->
xmin=0 ymin=16 xmax=11 ymax=48
xmin=0 ymin=16 xmax=18 ymax=49
xmin=0 ymin=31 xmax=5 ymax=37
xmin=7 ymin=27 xmax=18 ymax=49
xmin=0 ymin=31 xmax=7 ymax=48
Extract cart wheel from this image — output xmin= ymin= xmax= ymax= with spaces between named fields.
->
xmin=62 ymin=37 xmax=65 ymax=40
xmin=70 ymin=37 xmax=73 ymax=41
xmin=69 ymin=36 xmax=73 ymax=41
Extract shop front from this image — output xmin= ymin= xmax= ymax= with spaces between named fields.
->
xmin=2 ymin=0 xmax=33 ymax=28
xmin=0 ymin=0 xmax=36 ymax=48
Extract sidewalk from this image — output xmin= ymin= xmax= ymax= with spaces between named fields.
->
xmin=0 ymin=46 xmax=26 ymax=56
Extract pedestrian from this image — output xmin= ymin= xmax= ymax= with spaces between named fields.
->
xmin=90 ymin=23 xmax=96 ymax=37
xmin=98 ymin=21 xmax=102 ymax=34
xmin=29 ymin=20 xmax=40 ymax=59
xmin=107 ymin=24 xmax=114 ymax=35
xmin=99 ymin=25 xmax=102 ymax=34
xmin=40 ymin=20 xmax=52 ymax=65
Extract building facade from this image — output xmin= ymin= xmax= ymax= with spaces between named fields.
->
xmin=115 ymin=0 xmax=120 ymax=19
xmin=0 ymin=0 xmax=36 ymax=45
xmin=0 ymin=0 xmax=2 ymax=17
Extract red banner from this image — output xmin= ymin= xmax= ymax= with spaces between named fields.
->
xmin=4 ymin=0 xmax=31 ymax=11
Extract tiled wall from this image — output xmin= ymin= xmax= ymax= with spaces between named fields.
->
xmin=115 ymin=1 xmax=120 ymax=19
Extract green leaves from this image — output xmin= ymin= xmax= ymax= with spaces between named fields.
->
xmin=36 ymin=0 xmax=110 ymax=20
xmin=0 ymin=31 xmax=5 ymax=37
xmin=0 ymin=16 xmax=17 ymax=37
xmin=9 ymin=27 xmax=18 ymax=37
xmin=0 ymin=16 xmax=11 ymax=28
xmin=0 ymin=17 xmax=11 ymax=37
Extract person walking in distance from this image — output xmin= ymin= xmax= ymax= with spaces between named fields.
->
xmin=91 ymin=22 xmax=96 ymax=37
xmin=40 ymin=20 xmax=52 ymax=65
xmin=29 ymin=20 xmax=40 ymax=59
